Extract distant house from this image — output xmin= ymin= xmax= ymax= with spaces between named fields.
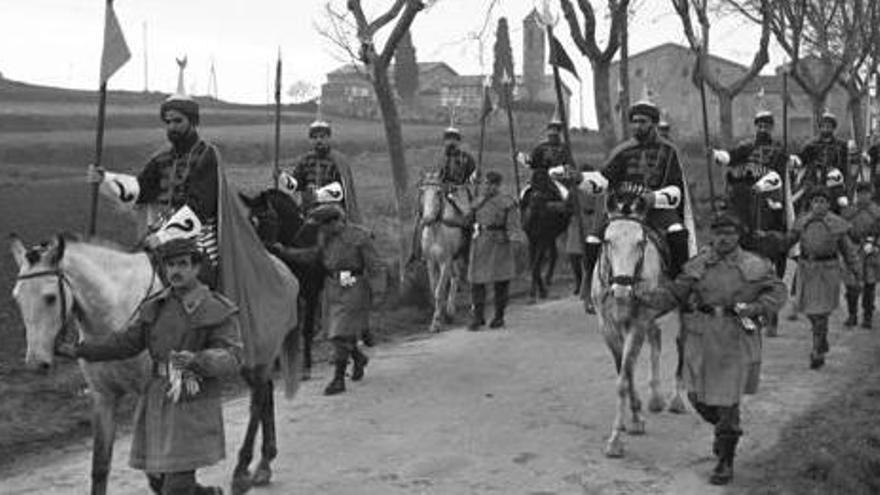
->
xmin=609 ymin=42 xmax=850 ymax=144
xmin=320 ymin=9 xmax=571 ymax=124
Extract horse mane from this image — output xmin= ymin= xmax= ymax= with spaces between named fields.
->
xmin=60 ymin=231 xmax=135 ymax=253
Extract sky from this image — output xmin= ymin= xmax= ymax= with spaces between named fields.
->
xmin=0 ymin=0 xmax=788 ymax=127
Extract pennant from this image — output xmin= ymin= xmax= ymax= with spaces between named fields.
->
xmin=548 ymin=32 xmax=579 ymax=80
xmin=99 ymin=0 xmax=131 ymax=83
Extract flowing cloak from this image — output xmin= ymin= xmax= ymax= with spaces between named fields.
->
xmin=217 ymin=164 xmax=301 ymax=397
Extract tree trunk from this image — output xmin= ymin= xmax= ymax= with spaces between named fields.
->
xmin=845 ymin=83 xmax=866 ymax=150
xmin=619 ymin=7 xmax=630 ymax=140
xmin=593 ymin=61 xmax=617 ymax=150
xmin=371 ymin=64 xmax=411 ymax=281
xmin=809 ymin=94 xmax=825 ymax=134
xmin=717 ymin=90 xmax=735 ymax=147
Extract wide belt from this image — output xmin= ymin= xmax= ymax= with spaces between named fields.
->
xmin=685 ymin=304 xmax=738 ymax=317
xmin=475 ymin=224 xmax=506 ymax=233
xmin=801 ymin=253 xmax=837 ymax=262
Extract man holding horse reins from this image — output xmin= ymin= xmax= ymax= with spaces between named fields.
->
xmin=563 ymin=97 xmax=695 ymax=313
xmin=75 ymin=237 xmax=241 ymax=495
xmin=648 ymin=214 xmax=787 ymax=486
xmin=277 ymin=120 xmax=362 ymax=224
xmin=409 ymin=126 xmax=477 ymax=264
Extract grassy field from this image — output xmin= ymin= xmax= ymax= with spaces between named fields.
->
xmin=2 ymin=84 xmax=878 ymax=493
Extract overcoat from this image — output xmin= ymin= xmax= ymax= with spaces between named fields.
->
xmin=77 ymin=285 xmax=242 ymax=473
xmin=320 ymin=224 xmax=385 ymax=339
xmin=564 ymin=165 xmax=605 ymax=256
xmin=662 ymin=248 xmax=786 ymax=406
xmin=841 ymin=201 xmax=880 ymax=285
xmin=468 ymin=192 xmax=525 ymax=284
xmin=791 ymin=211 xmax=859 ymax=314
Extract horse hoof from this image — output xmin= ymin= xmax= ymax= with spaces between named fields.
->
xmin=429 ymin=321 xmax=442 ymax=333
xmin=647 ymin=396 xmax=666 ymax=413
xmin=252 ymin=462 xmax=272 ymax=486
xmin=667 ymin=395 xmax=687 ymax=414
xmin=628 ymin=419 xmax=646 ymax=435
xmin=231 ymin=471 xmax=253 ymax=495
xmin=604 ymin=440 xmax=624 ymax=458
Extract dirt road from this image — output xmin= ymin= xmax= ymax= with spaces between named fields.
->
xmin=2 ymin=295 xmax=872 ymax=494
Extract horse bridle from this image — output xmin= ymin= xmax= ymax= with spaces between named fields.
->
xmin=600 ymin=218 xmax=649 ymax=294
xmin=16 ymin=269 xmax=79 ymax=352
xmin=419 ymin=182 xmax=471 ymax=229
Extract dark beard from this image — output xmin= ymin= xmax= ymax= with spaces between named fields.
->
xmin=315 ymin=143 xmax=330 ymax=156
xmin=755 ymin=132 xmax=771 ymax=143
xmin=445 ymin=144 xmax=458 ymax=155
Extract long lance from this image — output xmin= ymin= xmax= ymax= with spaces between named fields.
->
xmin=88 ymin=82 xmax=109 ymax=236
xmin=477 ymin=84 xmax=489 ymax=182
xmin=697 ymin=60 xmax=718 ymax=215
xmin=502 ymin=74 xmax=521 ymax=200
xmin=273 ymin=50 xmax=282 ymax=189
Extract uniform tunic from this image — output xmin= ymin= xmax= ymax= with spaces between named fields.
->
xmin=724 ymin=137 xmax=787 ymax=235
xmin=77 ymin=285 xmax=242 ymax=473
xmin=320 ymin=224 xmax=384 ymax=339
xmin=791 ymin=212 xmax=860 ymax=314
xmin=798 ymin=136 xmax=849 ymax=190
xmin=601 ymin=134 xmax=685 ymax=232
xmin=564 ymin=164 xmax=605 ymax=255
xmin=437 ymin=149 xmax=476 ymax=185
xmin=841 ymin=201 xmax=880 ymax=284
xmin=468 ymin=192 xmax=524 ymax=284
xmin=287 ymin=149 xmax=362 ymax=223
xmin=663 ymin=248 xmax=786 ymax=406
xmin=529 ymin=140 xmax=567 ymax=170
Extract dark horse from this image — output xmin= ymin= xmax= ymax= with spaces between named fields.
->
xmin=520 ymin=169 xmax=572 ymax=300
xmin=239 ymin=189 xmax=325 ymax=379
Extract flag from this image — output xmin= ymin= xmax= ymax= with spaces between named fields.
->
xmin=547 ymin=31 xmax=578 ymax=80
xmin=99 ymin=0 xmax=131 ymax=82
xmin=480 ymin=82 xmax=494 ymax=121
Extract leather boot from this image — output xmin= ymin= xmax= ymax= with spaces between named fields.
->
xmin=809 ymin=329 xmax=826 ymax=369
xmin=569 ymin=254 xmax=584 ymax=296
xmin=469 ymin=284 xmax=486 ymax=330
xmin=351 ymin=348 xmax=368 ymax=381
xmin=845 ymin=290 xmax=859 ymax=327
xmin=709 ymin=434 xmax=738 ymax=485
xmin=489 ymin=281 xmax=509 ymax=328
xmin=863 ymin=284 xmax=875 ymax=329
xmin=666 ymin=229 xmax=690 ymax=279
xmin=583 ymin=242 xmax=601 ymax=314
xmin=324 ymin=361 xmax=347 ymax=395
xmin=863 ymin=310 xmax=873 ymax=329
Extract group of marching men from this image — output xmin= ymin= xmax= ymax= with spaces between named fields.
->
xmin=69 ymin=91 xmax=880 ymax=490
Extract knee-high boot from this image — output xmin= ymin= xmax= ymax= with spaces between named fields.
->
xmin=324 ymin=360 xmax=348 ymax=395
xmin=862 ymin=283 xmax=875 ymax=329
xmin=582 ymin=242 xmax=601 ymax=314
xmin=666 ymin=229 xmax=690 ymax=279
xmin=350 ymin=346 xmax=369 ymax=381
xmin=569 ymin=254 xmax=584 ymax=296
xmin=469 ymin=284 xmax=486 ymax=330
xmin=845 ymin=287 xmax=860 ymax=327
xmin=490 ymin=281 xmax=510 ymax=328
xmin=709 ymin=433 xmax=740 ymax=485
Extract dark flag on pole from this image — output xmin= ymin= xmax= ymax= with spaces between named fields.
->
xmin=99 ymin=0 xmax=131 ymax=83
xmin=547 ymin=31 xmax=578 ymax=81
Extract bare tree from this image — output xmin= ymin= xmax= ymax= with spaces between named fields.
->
xmin=726 ymin=0 xmax=867 ymax=129
xmin=834 ymin=1 xmax=879 ymax=149
xmin=287 ymin=80 xmax=318 ymax=103
xmin=394 ymin=30 xmax=419 ymax=104
xmin=559 ymin=0 xmax=631 ymax=150
xmin=318 ymin=0 xmax=431 ymax=277
xmin=672 ymin=0 xmax=771 ymax=146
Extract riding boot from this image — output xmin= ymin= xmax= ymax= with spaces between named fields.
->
xmin=408 ymin=220 xmax=423 ymax=265
xmin=569 ymin=254 xmax=584 ymax=296
xmin=709 ymin=433 xmax=739 ymax=485
xmin=324 ymin=360 xmax=347 ymax=396
xmin=809 ymin=315 xmax=828 ymax=369
xmin=582 ymin=242 xmax=601 ymax=314
xmin=845 ymin=287 xmax=859 ymax=327
xmin=862 ymin=283 xmax=875 ymax=329
xmin=666 ymin=230 xmax=690 ymax=279
xmin=350 ymin=347 xmax=368 ymax=381
xmin=764 ymin=313 xmax=779 ymax=337
xmin=469 ymin=283 xmax=487 ymax=331
xmin=489 ymin=281 xmax=509 ymax=328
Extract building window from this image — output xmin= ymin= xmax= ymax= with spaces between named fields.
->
xmin=635 ymin=67 xmax=643 ymax=78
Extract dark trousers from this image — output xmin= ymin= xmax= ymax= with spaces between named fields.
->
xmin=330 ymin=335 xmax=366 ymax=365
xmin=846 ymin=283 xmax=876 ymax=317
xmin=147 ymin=471 xmax=201 ymax=495
xmin=471 ymin=281 xmax=510 ymax=318
xmin=807 ymin=313 xmax=830 ymax=355
xmin=689 ymin=394 xmax=742 ymax=436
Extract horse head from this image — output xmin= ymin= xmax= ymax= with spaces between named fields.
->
xmin=597 ymin=216 xmax=662 ymax=325
xmin=9 ymin=233 xmax=77 ymax=372
xmin=418 ymin=172 xmax=445 ymax=223
xmin=241 ymin=189 xmax=305 ymax=246
xmin=606 ymin=184 xmax=650 ymax=221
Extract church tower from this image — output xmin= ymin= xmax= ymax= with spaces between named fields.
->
xmin=522 ymin=8 xmax=545 ymax=102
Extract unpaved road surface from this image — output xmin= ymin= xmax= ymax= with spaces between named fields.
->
xmin=2 ymin=295 xmax=873 ymax=494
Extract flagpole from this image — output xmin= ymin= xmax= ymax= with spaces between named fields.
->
xmin=88 ymin=81 xmax=109 ymax=236
xmin=502 ymin=77 xmax=521 ymax=199
xmin=547 ymin=27 xmax=574 ymax=165
xmin=273 ymin=49 xmax=282 ymax=189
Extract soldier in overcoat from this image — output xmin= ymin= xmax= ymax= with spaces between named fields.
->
xmin=467 ymin=171 xmax=525 ymax=330
xmin=764 ymin=186 xmax=861 ymax=369
xmin=650 ymin=214 xmax=786 ymax=486
xmin=75 ymin=238 xmax=241 ymax=495
xmin=271 ymin=204 xmax=385 ymax=395
xmin=841 ymin=182 xmax=880 ymax=328
xmin=561 ymin=162 xmax=604 ymax=297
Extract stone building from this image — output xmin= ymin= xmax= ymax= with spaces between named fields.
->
xmin=320 ymin=9 xmax=569 ymax=124
xmin=609 ymin=43 xmax=851 ymax=145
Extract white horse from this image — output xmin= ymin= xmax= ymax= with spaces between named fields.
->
xmin=418 ymin=173 xmax=472 ymax=333
xmin=10 ymin=233 xmax=299 ymax=495
xmin=591 ymin=196 xmax=686 ymax=458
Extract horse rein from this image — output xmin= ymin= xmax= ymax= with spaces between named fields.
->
xmin=419 ymin=182 xmax=471 ymax=229
xmin=600 ymin=218 xmax=649 ymax=296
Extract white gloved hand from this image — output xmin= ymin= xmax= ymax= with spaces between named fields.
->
xmin=86 ymin=164 xmax=105 ymax=184
xmin=516 ymin=151 xmax=530 ymax=168
xmin=788 ymin=154 xmax=803 ymax=169
xmin=712 ymin=149 xmax=730 ymax=166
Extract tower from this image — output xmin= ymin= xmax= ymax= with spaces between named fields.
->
xmin=522 ymin=8 xmax=545 ymax=103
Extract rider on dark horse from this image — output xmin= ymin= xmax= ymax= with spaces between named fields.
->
xmin=409 ymin=126 xmax=477 ymax=264
xmin=795 ymin=111 xmax=850 ymax=214
xmin=565 ymin=98 xmax=694 ymax=313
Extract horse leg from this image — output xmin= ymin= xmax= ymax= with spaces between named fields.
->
xmin=428 ymin=260 xmax=444 ymax=333
xmin=232 ymin=370 xmax=264 ymax=495
xmin=302 ymin=293 xmax=319 ymax=381
xmin=625 ymin=330 xmax=647 ymax=435
xmin=668 ymin=316 xmax=689 ymax=414
xmin=528 ymin=240 xmax=538 ymax=300
xmin=536 ymin=245 xmax=549 ymax=299
xmin=252 ymin=379 xmax=277 ymax=486
xmin=545 ymin=242 xmax=558 ymax=289
xmin=646 ymin=322 xmax=666 ymax=413
xmin=603 ymin=328 xmax=627 ymax=458
xmin=445 ymin=259 xmax=460 ymax=322
xmin=89 ymin=391 xmax=117 ymax=495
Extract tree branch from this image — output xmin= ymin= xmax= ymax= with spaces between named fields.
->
xmin=368 ymin=0 xmax=408 ymax=35
xmin=378 ymin=1 xmax=424 ymax=67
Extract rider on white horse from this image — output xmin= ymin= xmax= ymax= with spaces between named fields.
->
xmin=558 ymin=97 xmax=696 ymax=312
